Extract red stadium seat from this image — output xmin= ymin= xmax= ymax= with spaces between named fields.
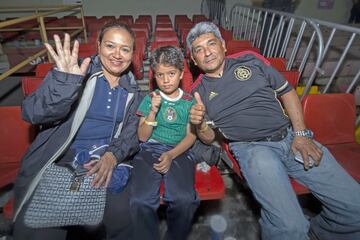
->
xmin=159 ymin=166 xmax=224 ymax=202
xmin=0 ymin=106 xmax=35 ymax=189
xmin=155 ymin=23 xmax=173 ymax=32
xmin=302 ymin=93 xmax=360 ymax=181
xmin=79 ymin=42 xmax=97 ymax=52
xmin=267 ymin=57 xmax=287 ymax=71
xmin=192 ymin=15 xmax=208 ymax=24
xmin=134 ymin=35 xmax=147 ymax=59
xmin=131 ymin=23 xmax=150 ymax=40
xmin=156 ymin=15 xmax=172 ymax=25
xmin=154 ymin=31 xmax=178 ymax=42
xmin=132 ymin=48 xmax=144 ymax=80
xmin=226 ymin=39 xmax=252 ymax=50
xmin=118 ymin=15 xmax=134 ymax=25
xmin=194 ymin=166 xmax=225 ymax=200
xmin=177 ymin=22 xmax=193 ymax=34
xmin=78 ymin=50 xmax=96 ymax=59
xmin=174 ymin=15 xmax=192 ymax=31
xmin=63 ymin=16 xmax=82 ymax=28
xmin=35 ymin=63 xmax=53 ymax=78
xmin=219 ymin=27 xmax=233 ymax=43
xmin=86 ymin=16 xmax=116 ymax=37
xmin=21 ymin=19 xmax=41 ymax=41
xmin=135 ymin=15 xmax=152 ymax=31
xmin=134 ymin=30 xmax=148 ymax=43
xmin=150 ymin=40 xmax=180 ymax=54
xmin=280 ymin=70 xmax=299 ymax=88
xmin=226 ymin=46 xmax=260 ymax=55
xmin=78 ymin=42 xmax=97 ymax=58
xmin=45 ymin=17 xmax=64 ymax=37
xmin=22 ymin=77 xmax=43 ymax=96
xmin=179 ymin=28 xmax=192 ymax=58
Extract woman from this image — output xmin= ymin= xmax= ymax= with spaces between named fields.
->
xmin=13 ymin=21 xmax=143 ymax=240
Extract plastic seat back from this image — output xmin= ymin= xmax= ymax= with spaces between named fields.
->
xmin=35 ymin=63 xmax=53 ymax=78
xmin=302 ymin=93 xmax=356 ymax=145
xmin=22 ymin=77 xmax=43 ymax=97
xmin=0 ymin=106 xmax=35 ymax=189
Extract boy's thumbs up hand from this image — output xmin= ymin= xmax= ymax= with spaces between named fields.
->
xmin=150 ymin=91 xmax=161 ymax=113
xmin=190 ymin=92 xmax=206 ymax=125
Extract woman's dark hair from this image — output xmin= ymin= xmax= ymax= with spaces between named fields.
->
xmin=97 ymin=20 xmax=135 ymax=49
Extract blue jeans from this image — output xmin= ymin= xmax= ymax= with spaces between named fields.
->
xmin=229 ymin=129 xmax=360 ymax=240
xmin=130 ymin=141 xmax=200 ymax=240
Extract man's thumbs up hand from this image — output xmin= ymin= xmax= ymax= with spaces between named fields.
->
xmin=190 ymin=92 xmax=206 ymax=125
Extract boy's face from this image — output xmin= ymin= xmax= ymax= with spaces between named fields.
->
xmin=154 ymin=64 xmax=184 ymax=97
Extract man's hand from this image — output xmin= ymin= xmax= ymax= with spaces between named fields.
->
xmin=190 ymin=92 xmax=206 ymax=125
xmin=292 ymin=136 xmax=323 ymax=170
xmin=153 ymin=152 xmax=174 ymax=174
xmin=150 ymin=91 xmax=162 ymax=113
xmin=84 ymin=151 xmax=117 ymax=188
xmin=44 ymin=33 xmax=90 ymax=76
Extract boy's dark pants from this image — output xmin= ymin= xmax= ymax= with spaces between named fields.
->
xmin=130 ymin=142 xmax=200 ymax=240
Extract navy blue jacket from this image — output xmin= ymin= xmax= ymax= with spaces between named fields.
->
xmin=14 ymin=56 xmax=143 ymax=220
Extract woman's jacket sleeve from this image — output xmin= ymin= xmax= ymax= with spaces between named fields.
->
xmin=22 ymin=70 xmax=84 ymax=125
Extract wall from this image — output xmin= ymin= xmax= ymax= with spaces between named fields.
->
xmin=0 ymin=0 xmax=354 ymax=24
xmin=0 ymin=0 xmax=203 ymax=22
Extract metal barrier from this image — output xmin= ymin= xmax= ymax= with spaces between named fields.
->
xmin=0 ymin=4 xmax=87 ymax=81
xmin=228 ymin=4 xmax=324 ymax=98
xmin=306 ymin=20 xmax=360 ymax=95
xmin=201 ymin=0 xmax=227 ymax=26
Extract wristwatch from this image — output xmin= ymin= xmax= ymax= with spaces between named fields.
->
xmin=293 ymin=129 xmax=314 ymax=138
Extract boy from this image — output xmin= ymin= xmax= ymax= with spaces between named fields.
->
xmin=130 ymin=46 xmax=200 ymax=240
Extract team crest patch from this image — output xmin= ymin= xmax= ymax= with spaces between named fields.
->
xmin=234 ymin=66 xmax=252 ymax=81
xmin=163 ymin=107 xmax=177 ymax=122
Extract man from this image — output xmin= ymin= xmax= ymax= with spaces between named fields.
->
xmin=187 ymin=21 xmax=360 ymax=240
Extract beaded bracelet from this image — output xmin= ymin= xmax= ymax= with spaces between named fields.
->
xmin=144 ymin=120 xmax=158 ymax=127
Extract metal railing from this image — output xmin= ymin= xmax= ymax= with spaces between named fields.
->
xmin=229 ymin=5 xmax=326 ymax=99
xmin=0 ymin=4 xmax=87 ymax=81
xmin=201 ymin=0 xmax=228 ymax=26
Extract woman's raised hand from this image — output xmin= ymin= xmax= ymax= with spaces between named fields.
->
xmin=44 ymin=33 xmax=91 ymax=76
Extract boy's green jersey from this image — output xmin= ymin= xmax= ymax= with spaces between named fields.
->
xmin=137 ymin=89 xmax=195 ymax=145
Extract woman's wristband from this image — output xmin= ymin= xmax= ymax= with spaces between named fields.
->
xmin=144 ymin=120 xmax=158 ymax=127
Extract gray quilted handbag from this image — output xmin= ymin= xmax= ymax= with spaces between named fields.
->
xmin=24 ymin=163 xmax=106 ymax=228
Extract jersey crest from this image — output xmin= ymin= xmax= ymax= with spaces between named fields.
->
xmin=163 ymin=106 xmax=177 ymax=122
xmin=234 ymin=66 xmax=252 ymax=81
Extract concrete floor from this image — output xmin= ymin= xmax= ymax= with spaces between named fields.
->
xmin=0 ymin=172 xmax=262 ymax=240
xmin=0 ymin=169 xmax=321 ymax=240
xmin=185 ymin=173 xmax=261 ymax=240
